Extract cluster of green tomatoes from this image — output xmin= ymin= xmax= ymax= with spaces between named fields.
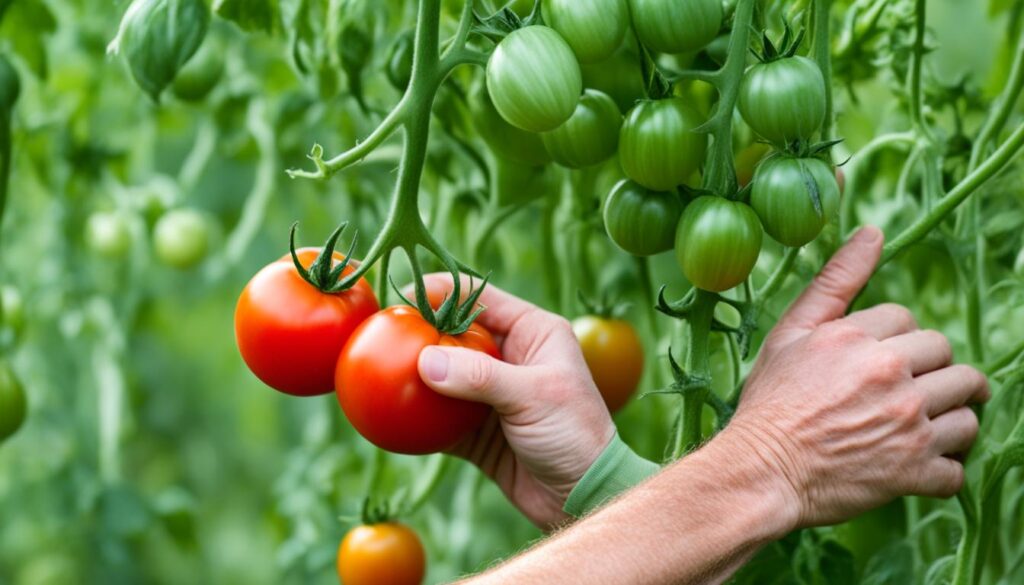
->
xmin=485 ymin=0 xmax=841 ymax=292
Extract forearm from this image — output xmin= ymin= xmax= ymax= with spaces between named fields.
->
xmin=458 ymin=429 xmax=797 ymax=585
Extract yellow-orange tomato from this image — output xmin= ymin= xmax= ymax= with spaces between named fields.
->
xmin=337 ymin=523 xmax=426 ymax=585
xmin=572 ymin=316 xmax=644 ymax=413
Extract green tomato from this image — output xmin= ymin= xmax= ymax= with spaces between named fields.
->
xmin=604 ymin=179 xmax=683 ymax=256
xmin=675 ymin=196 xmax=763 ymax=292
xmin=471 ymin=84 xmax=552 ymax=167
xmin=153 ymin=209 xmax=210 ymax=269
xmin=85 ymin=211 xmax=134 ymax=259
xmin=486 ymin=26 xmax=582 ymax=133
xmin=542 ymin=89 xmax=621 ymax=168
xmin=619 ymin=98 xmax=707 ymax=191
xmin=628 ymin=0 xmax=723 ymax=54
xmin=542 ymin=0 xmax=629 ymax=64
xmin=0 ymin=360 xmax=26 ymax=442
xmin=171 ymin=36 xmax=224 ymax=102
xmin=385 ymin=30 xmax=414 ymax=91
xmin=739 ymin=56 xmax=826 ymax=146
xmin=580 ymin=49 xmax=645 ymax=114
xmin=751 ymin=156 xmax=840 ymax=247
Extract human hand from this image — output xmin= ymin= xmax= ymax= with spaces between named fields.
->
xmin=408 ymin=276 xmax=615 ymax=529
xmin=730 ymin=226 xmax=991 ymax=529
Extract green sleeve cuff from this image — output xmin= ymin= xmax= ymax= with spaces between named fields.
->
xmin=563 ymin=433 xmax=661 ymax=518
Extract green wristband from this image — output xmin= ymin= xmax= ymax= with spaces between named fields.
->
xmin=563 ymin=433 xmax=661 ymax=518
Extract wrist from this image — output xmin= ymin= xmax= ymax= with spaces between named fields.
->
xmin=704 ymin=423 xmax=802 ymax=540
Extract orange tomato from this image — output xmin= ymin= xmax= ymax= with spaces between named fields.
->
xmin=337 ymin=523 xmax=426 ymax=585
xmin=572 ymin=316 xmax=644 ymax=413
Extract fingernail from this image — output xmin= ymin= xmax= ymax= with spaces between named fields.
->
xmin=853 ymin=226 xmax=881 ymax=244
xmin=420 ymin=347 xmax=449 ymax=382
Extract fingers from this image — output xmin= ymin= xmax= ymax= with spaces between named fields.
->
xmin=930 ymin=407 xmax=980 ymax=456
xmin=915 ymin=364 xmax=990 ymax=417
xmin=405 ymin=273 xmax=540 ymax=337
xmin=778 ymin=226 xmax=884 ymax=331
xmin=418 ymin=345 xmax=535 ymax=412
xmin=914 ymin=457 xmax=965 ymax=498
xmin=880 ymin=329 xmax=951 ymax=374
xmin=844 ymin=303 xmax=918 ymax=340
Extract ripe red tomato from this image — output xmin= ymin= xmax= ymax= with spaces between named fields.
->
xmin=234 ymin=248 xmax=379 ymax=397
xmin=337 ymin=522 xmax=426 ymax=585
xmin=335 ymin=305 xmax=499 ymax=455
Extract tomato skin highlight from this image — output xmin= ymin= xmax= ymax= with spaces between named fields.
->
xmin=739 ymin=56 xmax=827 ymax=146
xmin=337 ymin=522 xmax=426 ymax=585
xmin=542 ymin=89 xmax=622 ymax=169
xmin=572 ymin=316 xmax=643 ymax=413
xmin=675 ymin=197 xmax=763 ymax=292
xmin=541 ymin=0 xmax=629 ymax=64
xmin=603 ymin=179 xmax=683 ymax=256
xmin=486 ymin=26 xmax=583 ymax=133
xmin=628 ymin=0 xmax=723 ymax=54
xmin=619 ymin=98 xmax=706 ymax=191
xmin=751 ymin=156 xmax=841 ymax=247
xmin=235 ymin=249 xmax=379 ymax=397
xmin=336 ymin=305 xmax=499 ymax=455
xmin=0 ymin=360 xmax=26 ymax=442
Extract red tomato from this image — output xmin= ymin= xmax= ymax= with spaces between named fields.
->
xmin=234 ymin=248 xmax=379 ymax=397
xmin=337 ymin=522 xmax=426 ymax=585
xmin=335 ymin=305 xmax=499 ymax=454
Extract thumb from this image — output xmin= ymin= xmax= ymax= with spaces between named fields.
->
xmin=778 ymin=226 xmax=884 ymax=330
xmin=418 ymin=346 xmax=527 ymax=412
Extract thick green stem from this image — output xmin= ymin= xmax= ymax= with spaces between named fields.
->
xmin=812 ymin=0 xmax=835 ymax=141
xmin=702 ymin=0 xmax=755 ymax=195
xmin=673 ymin=290 xmax=717 ymax=459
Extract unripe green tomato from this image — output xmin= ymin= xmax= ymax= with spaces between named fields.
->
xmin=471 ymin=85 xmax=552 ymax=167
xmin=628 ymin=0 xmax=723 ymax=54
xmin=486 ymin=26 xmax=583 ymax=133
xmin=385 ymin=31 xmax=414 ymax=91
xmin=751 ymin=156 xmax=841 ymax=247
xmin=619 ymin=98 xmax=707 ymax=191
xmin=580 ymin=49 xmax=645 ymax=114
xmin=542 ymin=89 xmax=621 ymax=168
xmin=542 ymin=0 xmax=629 ymax=64
xmin=85 ymin=211 xmax=134 ymax=259
xmin=153 ymin=209 xmax=210 ymax=269
xmin=0 ymin=360 xmax=26 ymax=442
xmin=735 ymin=142 xmax=772 ymax=188
xmin=0 ymin=286 xmax=24 ymax=335
xmin=675 ymin=197 xmax=763 ymax=292
xmin=739 ymin=56 xmax=826 ymax=146
xmin=604 ymin=179 xmax=683 ymax=256
xmin=171 ymin=37 xmax=224 ymax=102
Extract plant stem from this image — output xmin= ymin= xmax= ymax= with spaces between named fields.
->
xmin=812 ymin=0 xmax=835 ymax=141
xmin=673 ymin=290 xmax=717 ymax=459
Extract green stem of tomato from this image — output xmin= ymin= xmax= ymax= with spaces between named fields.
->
xmin=672 ymin=289 xmax=717 ymax=459
xmin=701 ymin=0 xmax=755 ymax=196
xmin=402 ymin=454 xmax=452 ymax=516
xmin=812 ymin=0 xmax=835 ymax=142
xmin=881 ymin=122 xmax=1024 ymax=265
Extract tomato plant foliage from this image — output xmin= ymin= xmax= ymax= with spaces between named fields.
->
xmin=1 ymin=1 xmax=1024 ymax=584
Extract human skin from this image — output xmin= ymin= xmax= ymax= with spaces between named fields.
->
xmin=415 ymin=226 xmax=989 ymax=583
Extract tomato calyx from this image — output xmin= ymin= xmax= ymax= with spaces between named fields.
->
xmin=288 ymin=221 xmax=359 ymax=293
xmin=358 ymin=496 xmax=396 ymax=526
xmin=471 ymin=1 xmax=542 ymax=43
xmin=751 ymin=23 xmax=805 ymax=64
xmin=655 ymin=287 xmax=758 ymax=358
xmin=577 ymin=290 xmax=629 ymax=320
xmin=393 ymin=273 xmax=490 ymax=336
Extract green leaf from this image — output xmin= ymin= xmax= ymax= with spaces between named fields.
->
xmin=214 ymin=0 xmax=278 ymax=34
xmin=924 ymin=555 xmax=956 ymax=585
xmin=860 ymin=542 xmax=916 ymax=585
xmin=112 ymin=0 xmax=211 ymax=102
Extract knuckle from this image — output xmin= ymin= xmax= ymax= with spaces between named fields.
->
xmin=887 ymin=394 xmax=925 ymax=425
xmin=464 ymin=355 xmax=495 ymax=391
xmin=879 ymin=303 xmax=917 ymax=330
xmin=871 ymin=351 xmax=909 ymax=383
xmin=813 ymin=320 xmax=866 ymax=348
